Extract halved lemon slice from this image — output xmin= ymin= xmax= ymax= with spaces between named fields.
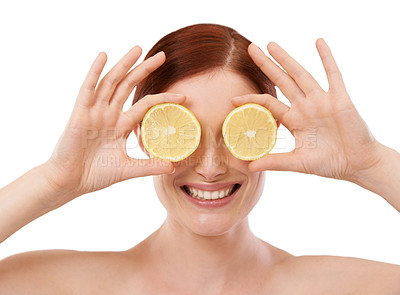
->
xmin=222 ymin=103 xmax=277 ymax=161
xmin=141 ymin=103 xmax=201 ymax=162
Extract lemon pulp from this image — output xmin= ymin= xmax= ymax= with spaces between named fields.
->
xmin=222 ymin=103 xmax=277 ymax=161
xmin=141 ymin=103 xmax=201 ymax=162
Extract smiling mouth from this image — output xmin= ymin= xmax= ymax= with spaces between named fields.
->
xmin=180 ymin=183 xmax=241 ymax=200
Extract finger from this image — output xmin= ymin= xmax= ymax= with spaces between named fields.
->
xmin=76 ymin=52 xmax=107 ymax=107
xmin=94 ymin=45 xmax=142 ymax=106
xmin=267 ymin=42 xmax=325 ymax=97
xmin=123 ymin=93 xmax=186 ymax=130
xmin=248 ymin=43 xmax=305 ymax=101
xmin=248 ymin=151 xmax=305 ymax=173
xmin=315 ymin=38 xmax=347 ymax=94
xmin=120 ymin=157 xmax=175 ymax=180
xmin=231 ymin=94 xmax=290 ymax=126
xmin=109 ymin=51 xmax=166 ymax=108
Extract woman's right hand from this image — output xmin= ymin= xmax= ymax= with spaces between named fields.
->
xmin=42 ymin=46 xmax=184 ymax=201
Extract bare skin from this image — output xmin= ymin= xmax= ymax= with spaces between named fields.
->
xmin=0 ymin=39 xmax=400 ymax=295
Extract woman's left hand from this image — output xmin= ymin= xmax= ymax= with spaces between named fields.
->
xmin=232 ymin=39 xmax=383 ymax=182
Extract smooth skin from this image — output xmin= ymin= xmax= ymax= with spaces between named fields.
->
xmin=0 ymin=39 xmax=399 ymax=295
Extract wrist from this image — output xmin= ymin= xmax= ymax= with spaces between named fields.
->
xmin=350 ymin=141 xmax=400 ymax=202
xmin=35 ymin=162 xmax=81 ymax=210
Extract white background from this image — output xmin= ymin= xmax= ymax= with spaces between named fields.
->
xmin=1 ymin=0 xmax=399 ymax=265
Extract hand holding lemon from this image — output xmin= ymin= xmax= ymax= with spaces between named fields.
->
xmin=230 ymin=40 xmax=382 ymax=183
xmin=43 ymin=46 xmax=185 ymax=202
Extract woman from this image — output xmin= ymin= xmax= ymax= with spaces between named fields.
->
xmin=0 ymin=23 xmax=399 ymax=294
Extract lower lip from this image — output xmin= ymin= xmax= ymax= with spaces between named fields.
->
xmin=181 ymin=186 xmax=240 ymax=209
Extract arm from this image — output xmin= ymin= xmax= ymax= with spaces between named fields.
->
xmin=232 ymin=40 xmax=400 ymax=212
xmin=0 ymin=163 xmax=77 ymax=245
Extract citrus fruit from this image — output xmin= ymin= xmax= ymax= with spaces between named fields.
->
xmin=140 ymin=103 xmax=201 ymax=162
xmin=222 ymin=103 xmax=277 ymax=161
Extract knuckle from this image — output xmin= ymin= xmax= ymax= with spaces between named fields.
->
xmin=262 ymin=95 xmax=274 ymax=107
xmin=273 ymin=73 xmax=287 ymax=86
xmin=121 ymin=59 xmax=132 ymax=69
xmin=144 ymin=101 xmax=154 ymax=110
xmin=138 ymin=92 xmax=177 ymax=109
xmin=141 ymin=62 xmax=153 ymax=75
xmin=294 ymin=90 xmax=305 ymax=100
xmin=292 ymin=70 xmax=306 ymax=80
xmin=103 ymin=75 xmax=118 ymax=87
xmin=81 ymin=82 xmax=96 ymax=93
xmin=281 ymin=54 xmax=291 ymax=65
xmin=140 ymin=94 xmax=156 ymax=108
xmin=124 ymin=76 xmax=139 ymax=87
xmin=258 ymin=58 xmax=268 ymax=70
xmin=307 ymin=87 xmax=320 ymax=97
xmin=133 ymin=62 xmax=152 ymax=80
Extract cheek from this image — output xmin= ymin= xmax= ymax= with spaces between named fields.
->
xmin=253 ymin=171 xmax=266 ymax=195
xmin=242 ymin=171 xmax=265 ymax=210
xmin=153 ymin=175 xmax=176 ymax=209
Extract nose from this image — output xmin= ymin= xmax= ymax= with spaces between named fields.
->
xmin=192 ymin=128 xmax=229 ymax=181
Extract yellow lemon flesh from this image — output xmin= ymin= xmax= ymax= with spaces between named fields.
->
xmin=141 ymin=103 xmax=201 ymax=162
xmin=222 ymin=103 xmax=277 ymax=161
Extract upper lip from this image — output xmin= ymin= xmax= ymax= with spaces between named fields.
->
xmin=179 ymin=181 xmax=241 ymax=191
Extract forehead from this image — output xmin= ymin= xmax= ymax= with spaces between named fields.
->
xmin=165 ymin=69 xmax=258 ymax=125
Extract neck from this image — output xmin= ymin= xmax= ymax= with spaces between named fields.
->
xmin=147 ymin=215 xmax=271 ymax=291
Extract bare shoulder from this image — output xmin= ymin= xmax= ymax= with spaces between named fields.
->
xmin=267 ymin=254 xmax=400 ymax=295
xmin=0 ymin=249 xmax=137 ymax=295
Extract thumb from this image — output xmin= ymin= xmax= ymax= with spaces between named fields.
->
xmin=120 ymin=157 xmax=175 ymax=180
xmin=248 ymin=152 xmax=304 ymax=173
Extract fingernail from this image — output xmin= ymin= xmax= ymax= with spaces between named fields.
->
xmin=153 ymin=51 xmax=165 ymax=58
xmin=128 ymin=45 xmax=141 ymax=55
xmin=169 ymin=166 xmax=176 ymax=174
xmin=251 ymin=43 xmax=263 ymax=52
xmin=172 ymin=93 xmax=185 ymax=98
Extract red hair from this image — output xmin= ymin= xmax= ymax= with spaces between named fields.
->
xmin=133 ymin=23 xmax=276 ymax=106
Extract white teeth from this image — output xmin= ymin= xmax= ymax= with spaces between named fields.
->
xmin=211 ymin=191 xmax=219 ymax=200
xmin=203 ymin=191 xmax=211 ymax=200
xmin=192 ymin=188 xmax=198 ymax=197
xmin=184 ymin=184 xmax=239 ymax=200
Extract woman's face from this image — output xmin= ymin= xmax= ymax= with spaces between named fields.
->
xmin=139 ymin=69 xmax=266 ymax=236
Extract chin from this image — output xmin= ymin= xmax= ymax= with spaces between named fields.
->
xmin=179 ymin=214 xmax=241 ymax=237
